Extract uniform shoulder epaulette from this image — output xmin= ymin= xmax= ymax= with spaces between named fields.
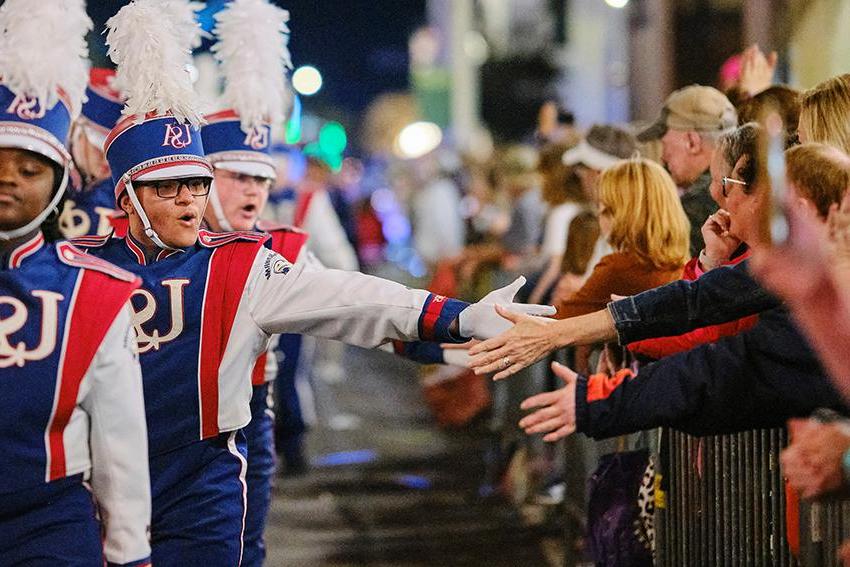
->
xmin=69 ymin=233 xmax=112 ymax=249
xmin=255 ymin=220 xmax=306 ymax=235
xmin=55 ymin=242 xmax=138 ymax=283
xmin=198 ymin=229 xmax=270 ymax=248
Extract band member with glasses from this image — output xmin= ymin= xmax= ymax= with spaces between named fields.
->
xmin=72 ymin=2 xmax=553 ymax=563
xmin=0 ymin=2 xmax=151 ymax=565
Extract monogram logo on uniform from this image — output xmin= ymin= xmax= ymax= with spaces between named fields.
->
xmin=5 ymin=94 xmax=46 ymax=120
xmin=243 ymin=126 xmax=269 ymax=150
xmin=162 ymin=123 xmax=193 ymax=149
xmin=0 ymin=291 xmax=64 ymax=368
xmin=131 ymin=278 xmax=190 ymax=353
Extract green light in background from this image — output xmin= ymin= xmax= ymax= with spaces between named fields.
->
xmin=318 ymin=121 xmax=347 ymax=154
xmin=303 ymin=141 xmax=343 ymax=173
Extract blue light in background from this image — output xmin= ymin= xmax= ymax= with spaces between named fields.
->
xmin=393 ymin=474 xmax=432 ymax=490
xmin=312 ymin=449 xmax=378 ymax=468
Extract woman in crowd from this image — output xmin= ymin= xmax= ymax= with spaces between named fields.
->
xmin=553 ymin=157 xmax=690 ymax=320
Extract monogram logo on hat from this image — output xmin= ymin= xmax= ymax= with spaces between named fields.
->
xmin=162 ymin=123 xmax=193 ymax=149
xmin=6 ymin=94 xmax=46 ymax=120
xmin=243 ymin=126 xmax=269 ymax=150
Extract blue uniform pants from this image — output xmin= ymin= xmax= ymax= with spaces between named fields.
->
xmin=274 ymin=333 xmax=307 ymax=460
xmin=0 ymin=474 xmax=103 ymax=566
xmin=150 ymin=431 xmax=248 ymax=567
xmin=243 ymin=383 xmax=276 ymax=567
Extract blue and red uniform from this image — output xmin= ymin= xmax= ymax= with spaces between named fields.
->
xmin=75 ymin=224 xmax=469 ymax=565
xmin=0 ymin=233 xmax=151 ymax=566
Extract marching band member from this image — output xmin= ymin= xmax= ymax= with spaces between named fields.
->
xmin=0 ymin=1 xmax=151 ymax=565
xmin=73 ymin=1 xmax=552 ymax=563
xmin=59 ymin=68 xmax=125 ymax=238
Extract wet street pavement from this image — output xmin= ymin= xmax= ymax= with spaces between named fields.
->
xmin=264 ymin=344 xmax=560 ymax=566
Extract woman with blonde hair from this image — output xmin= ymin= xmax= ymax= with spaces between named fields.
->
xmin=798 ymin=73 xmax=850 ymax=152
xmin=554 ymin=157 xmax=691 ymax=318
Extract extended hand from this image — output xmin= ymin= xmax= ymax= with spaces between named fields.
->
xmin=518 ymin=362 xmax=578 ymax=442
xmin=739 ymin=43 xmax=777 ymax=97
xmin=458 ymin=277 xmax=555 ymax=340
xmin=781 ymin=418 xmax=850 ymax=500
xmin=467 ymin=304 xmax=558 ymax=379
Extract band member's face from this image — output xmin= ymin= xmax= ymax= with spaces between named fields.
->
xmin=206 ymin=169 xmax=272 ymax=232
xmin=0 ymin=148 xmax=55 ymax=232
xmin=122 ymin=177 xmax=210 ymax=249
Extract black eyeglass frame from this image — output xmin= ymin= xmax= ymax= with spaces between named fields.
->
xmin=138 ymin=177 xmax=213 ymax=199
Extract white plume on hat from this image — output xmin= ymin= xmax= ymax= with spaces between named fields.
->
xmin=211 ymin=0 xmax=293 ymax=132
xmin=0 ymin=0 xmax=92 ymax=114
xmin=106 ymin=0 xmax=207 ymax=126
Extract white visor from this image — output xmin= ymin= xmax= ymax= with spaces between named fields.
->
xmin=0 ymin=132 xmax=66 ymax=167
xmin=214 ymin=160 xmax=276 ymax=180
xmin=562 ymin=140 xmax=622 ymax=172
xmin=135 ymin=163 xmax=214 ymax=182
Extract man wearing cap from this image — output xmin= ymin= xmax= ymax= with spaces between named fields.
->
xmin=637 ymin=85 xmax=738 ymax=256
xmin=59 ymin=68 xmax=124 ymax=238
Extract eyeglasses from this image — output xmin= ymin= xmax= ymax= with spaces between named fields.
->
xmin=218 ymin=169 xmax=273 ymax=189
xmin=140 ymin=177 xmax=212 ymax=199
xmin=721 ymin=176 xmax=747 ymax=198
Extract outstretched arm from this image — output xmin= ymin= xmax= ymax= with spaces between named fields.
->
xmin=470 ymin=260 xmax=779 ymax=379
xmin=520 ymin=310 xmax=847 ymax=442
xmin=248 ymin=248 xmax=553 ymax=348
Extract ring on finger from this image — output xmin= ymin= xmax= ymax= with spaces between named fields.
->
xmin=502 ymin=356 xmax=511 ymax=369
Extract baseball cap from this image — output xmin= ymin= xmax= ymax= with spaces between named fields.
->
xmin=637 ymin=85 xmax=737 ymax=142
xmin=562 ymin=124 xmax=637 ymax=171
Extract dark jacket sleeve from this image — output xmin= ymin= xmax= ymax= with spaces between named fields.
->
xmin=608 ymin=259 xmax=780 ymax=345
xmin=575 ymin=308 xmax=848 ymax=439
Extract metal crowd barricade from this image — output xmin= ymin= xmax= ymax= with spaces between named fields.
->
xmin=657 ymin=428 xmax=792 ymax=566
xmin=798 ymin=498 xmax=850 ymax=565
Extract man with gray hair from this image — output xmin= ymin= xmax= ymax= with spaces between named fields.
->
xmin=638 ymin=85 xmax=738 ymax=256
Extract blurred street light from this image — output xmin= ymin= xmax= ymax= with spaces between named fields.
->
xmin=292 ymin=65 xmax=323 ymax=96
xmin=394 ymin=121 xmax=442 ymax=159
xmin=604 ymin=0 xmax=629 ymax=7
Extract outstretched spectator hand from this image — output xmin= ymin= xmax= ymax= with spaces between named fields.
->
xmin=518 ymin=362 xmax=578 ymax=442
xmin=739 ymin=44 xmax=777 ymax=97
xmin=782 ymin=418 xmax=850 ymax=499
xmin=700 ymin=209 xmax=740 ymax=270
xmin=458 ymin=277 xmax=556 ymax=340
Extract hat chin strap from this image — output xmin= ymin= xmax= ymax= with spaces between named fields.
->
xmin=208 ymin=179 xmax=234 ymax=232
xmin=0 ymin=166 xmax=70 ymax=241
xmin=124 ymin=176 xmax=180 ymax=252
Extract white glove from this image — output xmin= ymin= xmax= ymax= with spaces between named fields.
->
xmin=442 ymin=347 xmax=471 ymax=368
xmin=458 ymin=277 xmax=556 ymax=340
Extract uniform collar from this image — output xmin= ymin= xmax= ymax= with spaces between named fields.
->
xmin=124 ymin=231 xmax=183 ymax=266
xmin=2 ymin=231 xmax=45 ymax=270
